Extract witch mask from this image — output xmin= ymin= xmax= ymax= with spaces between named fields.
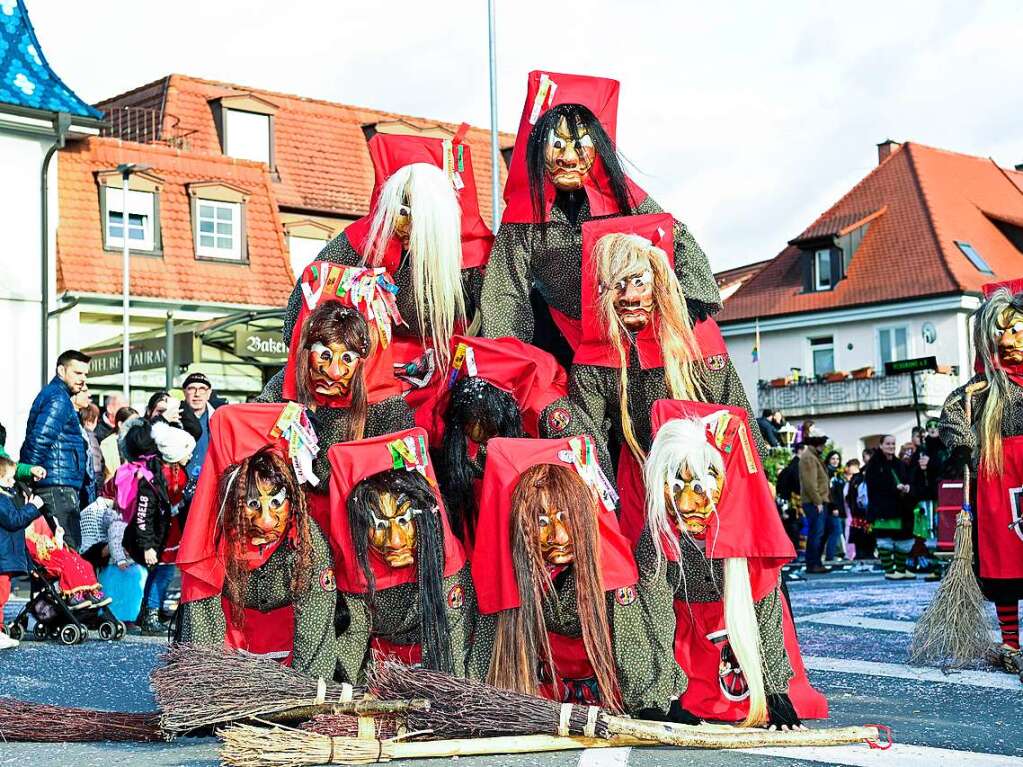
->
xmin=368 ymin=491 xmax=421 ymax=568
xmin=665 ymin=464 xmax=723 ymax=538
xmin=544 ymin=114 xmax=596 ymax=191
xmin=297 ymin=301 xmax=371 ymax=406
xmin=349 ymin=469 xmax=439 ymax=572
xmin=996 ymin=307 xmax=1023 ymax=366
xmin=244 ymin=474 xmax=291 ymax=546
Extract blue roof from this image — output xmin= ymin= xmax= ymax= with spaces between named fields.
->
xmin=0 ymin=0 xmax=102 ymax=119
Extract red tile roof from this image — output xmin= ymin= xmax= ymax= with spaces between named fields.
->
xmin=714 ymin=259 xmax=769 ymax=302
xmin=96 ymin=74 xmax=514 ymax=222
xmin=57 ymin=136 xmax=294 ymax=306
xmin=719 ymin=142 xmax=1023 ymax=324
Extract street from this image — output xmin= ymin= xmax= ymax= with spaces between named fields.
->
xmin=2 ymin=569 xmax=1021 ymax=767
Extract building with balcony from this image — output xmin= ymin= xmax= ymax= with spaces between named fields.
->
xmin=717 ymin=140 xmax=1023 ymax=457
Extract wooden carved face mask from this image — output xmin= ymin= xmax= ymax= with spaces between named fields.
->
xmin=996 ymin=307 xmax=1023 ymax=366
xmin=394 ymin=195 xmax=412 ymax=248
xmin=368 ymin=492 xmax=420 ymax=568
xmin=244 ymin=474 xmax=291 ymax=546
xmin=609 ymin=268 xmax=655 ymax=333
xmin=537 ymin=494 xmax=575 ymax=566
xmin=307 ymin=340 xmax=363 ymax=400
xmin=665 ymin=465 xmax=723 ymax=539
xmin=544 ymin=115 xmax=596 ymax=191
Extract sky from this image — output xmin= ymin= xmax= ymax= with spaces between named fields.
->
xmin=27 ymin=0 xmax=1023 ymax=271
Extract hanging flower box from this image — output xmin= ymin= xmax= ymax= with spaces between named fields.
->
xmin=769 ymin=377 xmax=790 ymax=388
xmin=851 ymin=366 xmax=874 ymax=380
xmin=824 ymin=371 xmax=849 ymax=383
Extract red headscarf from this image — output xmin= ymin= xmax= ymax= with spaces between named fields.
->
xmin=650 ymin=400 xmax=794 ymax=596
xmin=471 ymin=436 xmax=637 ymax=615
xmin=501 ymin=70 xmax=647 ymax=225
xmin=415 ymin=335 xmax=568 ymax=441
xmin=983 ymin=278 xmax=1023 ymax=298
xmin=342 ymin=130 xmax=492 ymax=270
xmin=283 ymin=261 xmax=404 ymax=406
xmin=178 ymin=403 xmax=318 ymax=603
xmin=327 ymin=428 xmax=466 ymax=594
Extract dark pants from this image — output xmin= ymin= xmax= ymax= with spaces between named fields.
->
xmin=36 ymin=485 xmax=81 ymax=550
xmin=825 ymin=512 xmax=844 ymax=560
xmin=803 ymin=503 xmax=826 ymax=569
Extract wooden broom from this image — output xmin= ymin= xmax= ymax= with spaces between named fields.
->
xmin=910 ymin=382 xmax=993 ymax=667
xmin=0 ymin=697 xmax=164 ymax=742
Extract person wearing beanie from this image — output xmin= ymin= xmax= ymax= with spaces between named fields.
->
xmin=181 ymin=372 xmax=216 ymax=508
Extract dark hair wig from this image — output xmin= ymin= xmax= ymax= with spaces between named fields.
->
xmin=436 ymin=377 xmax=524 ymax=543
xmin=346 ymin=469 xmax=452 ymax=673
xmin=525 ymin=103 xmax=636 ymax=229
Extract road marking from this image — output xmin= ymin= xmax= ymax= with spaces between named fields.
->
xmin=797 ymin=608 xmax=1001 ymax=640
xmin=741 ymin=743 xmax=1023 ymax=766
xmin=803 ymin=656 xmax=1021 ymax=690
xmin=577 ymin=747 xmax=630 ymax=767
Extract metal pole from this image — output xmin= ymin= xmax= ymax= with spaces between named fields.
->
xmin=165 ymin=311 xmax=174 ymax=391
xmin=910 ymin=371 xmax=922 ymax=429
xmin=487 ymin=0 xmax=500 ymax=233
xmin=121 ymin=171 xmax=131 ymax=401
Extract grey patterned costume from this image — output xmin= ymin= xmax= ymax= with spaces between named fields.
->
xmin=177 ymin=519 xmax=338 ymax=681
xmin=335 ymin=564 xmax=477 ymax=684
xmin=480 ymin=195 xmax=721 ymax=342
xmin=469 ymin=567 xmax=686 ymax=715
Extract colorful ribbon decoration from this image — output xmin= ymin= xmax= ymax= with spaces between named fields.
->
xmin=561 ymin=435 xmax=618 ymax=512
xmin=386 ymin=434 xmax=434 ymax=485
xmin=302 ymin=265 xmax=405 ymax=348
xmin=270 ymin=403 xmax=321 ymax=487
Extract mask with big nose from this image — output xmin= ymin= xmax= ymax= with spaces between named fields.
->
xmin=308 ymin=341 xmax=363 ymax=399
xmin=996 ymin=307 xmax=1023 ymax=367
xmin=538 ymin=497 xmax=575 ymax=566
xmin=244 ymin=474 xmax=291 ymax=546
xmin=368 ymin=492 xmax=419 ymax=568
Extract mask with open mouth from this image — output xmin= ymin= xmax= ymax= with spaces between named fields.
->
xmin=544 ymin=115 xmax=596 ymax=191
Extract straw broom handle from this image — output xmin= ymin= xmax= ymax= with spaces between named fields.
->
xmin=263 ymin=698 xmax=430 ymax=723
xmin=602 ymin=718 xmax=878 ymax=749
xmin=961 ymin=380 xmax=987 ymax=502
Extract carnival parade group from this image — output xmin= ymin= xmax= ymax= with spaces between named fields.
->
xmin=154 ymin=70 xmax=1023 ymax=734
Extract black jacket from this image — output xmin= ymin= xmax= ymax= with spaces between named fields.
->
xmin=122 ymin=463 xmax=172 ymax=562
xmin=864 ymin=452 xmax=923 ymax=530
xmin=0 ymin=490 xmax=42 ymax=576
xmin=757 ymin=417 xmax=781 ymax=448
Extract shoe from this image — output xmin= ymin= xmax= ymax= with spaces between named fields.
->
xmin=68 ymin=593 xmax=94 ymax=611
xmin=900 ymin=571 xmax=917 ymax=580
xmin=138 ymin=608 xmax=165 ymax=637
xmin=884 ymin=571 xmax=904 ymax=580
xmin=805 ymin=566 xmax=831 ymax=574
xmin=90 ymin=590 xmax=112 ymax=609
xmin=986 ymin=644 xmax=1023 ymax=674
xmin=0 ymin=631 xmax=19 ymax=650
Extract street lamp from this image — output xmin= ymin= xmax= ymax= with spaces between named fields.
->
xmin=115 ymin=162 xmax=151 ymax=402
xmin=779 ymin=422 xmax=797 ymax=447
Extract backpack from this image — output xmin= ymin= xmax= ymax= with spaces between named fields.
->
xmin=775 ymin=456 xmax=801 ymax=501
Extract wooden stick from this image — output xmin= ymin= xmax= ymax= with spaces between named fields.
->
xmin=263 ymin=699 xmax=430 ymax=724
xmin=605 ymin=718 xmax=879 ymax=749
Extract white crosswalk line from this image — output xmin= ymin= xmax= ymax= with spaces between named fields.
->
xmin=797 ymin=607 xmax=1002 ymax=640
xmin=577 ymin=747 xmax=631 ymax=767
xmin=740 ymin=743 xmax=1023 ymax=766
xmin=803 ymin=655 xmax=1021 ymax=690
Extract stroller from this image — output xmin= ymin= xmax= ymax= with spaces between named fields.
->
xmin=6 ymin=517 xmax=126 ymax=645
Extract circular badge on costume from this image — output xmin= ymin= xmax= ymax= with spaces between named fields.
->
xmin=705 ymin=353 xmax=727 ymax=371
xmin=319 ymin=568 xmax=336 ymax=592
xmin=546 ymin=406 xmax=572 ymax=434
xmin=447 ymin=584 xmax=465 ymax=610
xmin=614 ymin=586 xmax=637 ymax=606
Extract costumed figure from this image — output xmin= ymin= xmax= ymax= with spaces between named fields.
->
xmin=176 ymin=403 xmax=337 ymax=679
xmin=639 ymin=400 xmax=827 ymax=728
xmin=25 ymin=516 xmax=111 ymax=610
xmin=418 ymin=335 xmax=604 ymax=548
xmin=469 ymin=435 xmax=689 ymax=720
xmin=480 ymin=70 xmax=720 ymax=365
xmin=260 ymin=263 xmax=415 ymax=529
xmin=936 ymin=280 xmax=1023 ymax=675
xmin=567 ymin=213 xmax=765 ymax=543
xmin=284 ymin=130 xmax=491 ymax=404
xmin=327 ymin=428 xmax=474 ymax=683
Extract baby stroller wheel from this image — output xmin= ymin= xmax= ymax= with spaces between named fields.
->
xmin=59 ymin=623 xmax=83 ymax=646
xmin=8 ymin=623 xmax=24 ymax=641
xmin=32 ymin=622 xmax=47 ymax=640
xmin=114 ymin=621 xmax=126 ymax=640
xmin=98 ymin=621 xmax=118 ymax=641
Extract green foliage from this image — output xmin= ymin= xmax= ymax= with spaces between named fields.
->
xmin=763 ymin=446 xmax=793 ymax=484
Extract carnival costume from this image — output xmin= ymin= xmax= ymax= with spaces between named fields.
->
xmin=327 ymin=428 xmax=475 ymax=683
xmin=176 ymin=403 xmax=337 ymax=680
xmin=480 ymin=71 xmax=719 ymax=363
xmin=468 ymin=435 xmax=687 ymax=719
xmin=637 ymin=400 xmax=827 ymax=727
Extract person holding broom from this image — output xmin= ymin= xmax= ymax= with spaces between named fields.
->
xmin=936 ymin=280 xmax=1023 ymax=677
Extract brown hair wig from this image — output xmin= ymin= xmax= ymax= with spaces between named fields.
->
xmin=215 ymin=447 xmax=314 ymax=627
xmin=295 ymin=300 xmax=371 ymax=439
xmin=488 ymin=463 xmax=622 ymax=712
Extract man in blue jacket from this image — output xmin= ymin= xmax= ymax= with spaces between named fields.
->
xmin=20 ymin=350 xmax=91 ymax=549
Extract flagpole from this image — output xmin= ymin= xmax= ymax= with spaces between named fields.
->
xmin=487 ymin=0 xmax=500 ymax=234
xmin=755 ymin=317 xmax=762 ymax=382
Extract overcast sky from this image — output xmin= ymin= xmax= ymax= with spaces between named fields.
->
xmin=28 ymin=0 xmax=1023 ymax=271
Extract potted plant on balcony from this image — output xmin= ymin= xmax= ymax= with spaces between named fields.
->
xmin=824 ymin=370 xmax=849 ymax=383
xmin=851 ymin=365 xmax=874 ymax=379
xmin=769 ymin=376 xmax=790 ymax=388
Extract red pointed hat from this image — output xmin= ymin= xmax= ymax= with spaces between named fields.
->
xmin=471 ymin=436 xmax=638 ymax=615
xmin=342 ymin=130 xmax=492 ymax=271
xmin=501 ymin=70 xmax=646 ymax=224
xmin=327 ymin=427 xmax=466 ymax=594
xmin=982 ymin=278 xmax=1023 ymax=298
xmin=574 ymin=212 xmax=675 ymax=368
xmin=284 ymin=261 xmax=405 ymax=406
xmin=415 ymin=335 xmax=568 ymax=441
xmin=649 ymin=400 xmax=795 ymax=578
xmin=179 ymin=403 xmax=319 ymax=603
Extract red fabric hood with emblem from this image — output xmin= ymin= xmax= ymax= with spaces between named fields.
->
xmin=471 ymin=436 xmax=638 ymax=614
xmin=327 ymin=428 xmax=466 ymax=594
xmin=179 ymin=403 xmax=299 ymax=603
xmin=574 ymin=212 xmax=676 ymax=369
xmin=650 ymin=400 xmax=795 ymax=580
xmin=283 ymin=261 xmax=403 ymax=406
xmin=415 ymin=335 xmax=568 ymax=441
xmin=342 ymin=131 xmax=492 ymax=271
xmin=501 ymin=70 xmax=646 ymax=224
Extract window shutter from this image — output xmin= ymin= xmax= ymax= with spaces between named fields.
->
xmin=802 ymin=250 xmax=814 ymax=292
xmin=829 ymin=247 xmax=843 ymax=288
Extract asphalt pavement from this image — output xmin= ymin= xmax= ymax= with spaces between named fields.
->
xmin=2 ymin=567 xmax=1021 ymax=767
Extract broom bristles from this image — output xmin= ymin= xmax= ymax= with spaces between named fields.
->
xmin=909 ymin=510 xmax=992 ymax=667
xmin=0 ymin=697 xmax=163 ymax=742
xmin=152 ymin=643 xmax=364 ymax=732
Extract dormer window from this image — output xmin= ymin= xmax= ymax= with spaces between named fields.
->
xmin=801 ymin=244 xmax=842 ymax=293
xmin=210 ymin=93 xmax=278 ymax=166
xmin=814 ymin=248 xmax=832 ymax=291
xmin=188 ymin=181 xmax=251 ymax=263
xmin=96 ymin=168 xmax=164 ymax=255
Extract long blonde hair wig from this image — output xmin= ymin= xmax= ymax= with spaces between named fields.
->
xmin=974 ymin=287 xmax=1023 ymax=476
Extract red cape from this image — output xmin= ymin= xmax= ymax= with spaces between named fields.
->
xmin=574 ymin=213 xmax=675 ymax=368
xmin=502 ymin=70 xmax=646 ymax=224
xmin=471 ymin=436 xmax=638 ymax=615
xmin=179 ymin=403 xmax=304 ymax=603
xmin=342 ymin=130 xmax=492 ymax=270
xmin=326 ymin=428 xmax=466 ymax=594
xmin=414 ymin=335 xmax=568 ymax=443
xmin=284 ymin=261 xmax=404 ymax=405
